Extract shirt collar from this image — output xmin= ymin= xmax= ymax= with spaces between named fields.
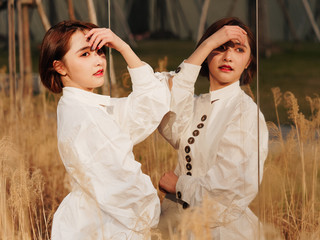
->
xmin=210 ymin=81 xmax=241 ymax=102
xmin=62 ymin=87 xmax=111 ymax=107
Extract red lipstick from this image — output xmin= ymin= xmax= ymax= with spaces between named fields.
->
xmin=219 ymin=65 xmax=233 ymax=72
xmin=94 ymin=69 xmax=104 ymax=77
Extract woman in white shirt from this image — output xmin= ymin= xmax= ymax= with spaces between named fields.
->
xmin=158 ymin=17 xmax=269 ymax=239
xmin=39 ymin=20 xmax=198 ymax=240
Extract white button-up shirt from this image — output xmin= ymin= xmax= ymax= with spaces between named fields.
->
xmin=51 ymin=63 xmax=173 ymax=240
xmin=159 ymin=81 xmax=269 ymax=239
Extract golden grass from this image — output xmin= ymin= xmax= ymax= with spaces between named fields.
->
xmin=251 ymin=88 xmax=320 ymax=240
xmin=0 ymin=80 xmax=319 ymax=239
xmin=0 ymin=91 xmax=67 ymax=240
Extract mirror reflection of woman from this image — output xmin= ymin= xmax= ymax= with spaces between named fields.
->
xmin=158 ymin=17 xmax=269 ymax=239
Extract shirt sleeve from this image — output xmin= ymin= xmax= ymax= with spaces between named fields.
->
xmin=110 ymin=63 xmax=170 ymax=145
xmin=158 ymin=61 xmax=201 ymax=149
xmin=175 ymin=110 xmax=269 ymax=226
xmin=58 ymin=107 xmax=160 ymax=231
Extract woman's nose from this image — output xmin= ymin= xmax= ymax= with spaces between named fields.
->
xmin=223 ymin=49 xmax=232 ymax=62
xmin=95 ymin=53 xmax=103 ymax=66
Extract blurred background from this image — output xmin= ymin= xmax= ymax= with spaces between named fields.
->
xmin=0 ymin=0 xmax=320 ymax=239
xmin=0 ymin=0 xmax=319 ymax=122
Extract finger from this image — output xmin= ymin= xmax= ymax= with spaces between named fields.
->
xmin=91 ymin=36 xmax=102 ymax=50
xmin=235 ymin=26 xmax=247 ymax=35
xmin=159 ymin=186 xmax=169 ymax=194
xmin=233 ymin=31 xmax=246 ymax=45
xmin=85 ymin=27 xmax=105 ymax=37
xmin=96 ymin=40 xmax=104 ymax=50
xmin=87 ymin=32 xmax=97 ymax=48
xmin=88 ymin=31 xmax=102 ymax=49
xmin=97 ymin=37 xmax=112 ymax=50
xmin=87 ymin=29 xmax=108 ymax=48
xmin=237 ymin=30 xmax=247 ymax=44
xmin=232 ymin=35 xmax=244 ymax=45
xmin=95 ymin=30 xmax=113 ymax=50
xmin=230 ymin=25 xmax=247 ymax=35
xmin=91 ymin=32 xmax=108 ymax=50
xmin=240 ymin=33 xmax=247 ymax=45
xmin=85 ymin=28 xmax=100 ymax=41
xmin=159 ymin=183 xmax=169 ymax=193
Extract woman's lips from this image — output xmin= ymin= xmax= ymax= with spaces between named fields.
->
xmin=219 ymin=65 xmax=233 ymax=72
xmin=93 ymin=69 xmax=104 ymax=76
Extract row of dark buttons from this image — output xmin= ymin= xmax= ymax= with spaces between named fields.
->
xmin=174 ymin=65 xmax=191 ymax=209
xmin=175 ymin=115 xmax=207 ymax=209
xmin=184 ymin=114 xmax=207 ymax=176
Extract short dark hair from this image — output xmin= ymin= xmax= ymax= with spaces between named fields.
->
xmin=196 ymin=17 xmax=256 ymax=85
xmin=39 ymin=20 xmax=104 ymax=93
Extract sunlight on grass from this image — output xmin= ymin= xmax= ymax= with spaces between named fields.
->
xmin=0 ymin=43 xmax=319 ymax=239
xmin=1 ymin=82 xmax=319 ymax=239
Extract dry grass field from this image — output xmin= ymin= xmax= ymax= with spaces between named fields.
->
xmin=1 ymin=85 xmax=319 ymax=239
xmin=0 ymin=52 xmax=320 ymax=239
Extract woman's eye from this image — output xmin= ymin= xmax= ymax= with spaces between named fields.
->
xmin=215 ymin=45 xmax=227 ymax=52
xmin=236 ymin=48 xmax=245 ymax=53
xmin=97 ymin=48 xmax=105 ymax=56
xmin=81 ymin=52 xmax=89 ymax=57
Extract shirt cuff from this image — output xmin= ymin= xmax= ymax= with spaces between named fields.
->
xmin=127 ymin=62 xmax=156 ymax=87
xmin=175 ymin=174 xmax=192 ymax=204
xmin=171 ymin=60 xmax=201 ymax=88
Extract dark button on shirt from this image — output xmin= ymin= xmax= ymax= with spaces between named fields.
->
xmin=188 ymin=137 xmax=195 ymax=144
xmin=185 ymin=146 xmax=190 ymax=153
xmin=177 ymin=191 xmax=182 ymax=199
xmin=201 ymin=115 xmax=207 ymax=121
xmin=197 ymin=123 xmax=204 ymax=129
xmin=185 ymin=155 xmax=191 ymax=162
xmin=192 ymin=130 xmax=199 ymax=137
xmin=186 ymin=163 xmax=192 ymax=170
xmin=175 ymin=67 xmax=181 ymax=73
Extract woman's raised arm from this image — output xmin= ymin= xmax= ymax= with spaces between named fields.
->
xmin=185 ymin=25 xmax=247 ymax=65
xmin=85 ymin=28 xmax=144 ymax=68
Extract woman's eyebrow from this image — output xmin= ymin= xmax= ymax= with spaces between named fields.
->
xmin=235 ymin=42 xmax=247 ymax=48
xmin=76 ymin=46 xmax=91 ymax=53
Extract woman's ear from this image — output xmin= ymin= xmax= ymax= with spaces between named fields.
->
xmin=53 ymin=60 xmax=67 ymax=76
xmin=245 ymin=57 xmax=252 ymax=69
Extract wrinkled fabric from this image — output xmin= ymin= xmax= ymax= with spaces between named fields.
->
xmin=159 ymin=81 xmax=269 ymax=239
xmin=51 ymin=63 xmax=171 ymax=240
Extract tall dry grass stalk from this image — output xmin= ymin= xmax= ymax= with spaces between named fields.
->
xmin=168 ymin=196 xmax=219 ymax=239
xmin=255 ymin=89 xmax=320 ymax=240
xmin=0 ymin=90 xmax=68 ymax=240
